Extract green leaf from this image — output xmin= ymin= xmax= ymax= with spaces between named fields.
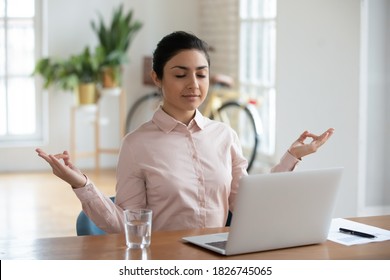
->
xmin=90 ymin=4 xmax=142 ymax=67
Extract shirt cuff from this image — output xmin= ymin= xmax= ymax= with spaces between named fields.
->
xmin=72 ymin=176 xmax=101 ymax=202
xmin=271 ymin=151 xmax=300 ymax=172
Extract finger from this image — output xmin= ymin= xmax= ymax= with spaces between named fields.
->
xmin=46 ymin=155 xmax=68 ymax=174
xmin=306 ymin=128 xmax=334 ymax=141
xmin=48 ymin=154 xmax=68 ymax=169
xmin=61 ymin=151 xmax=81 ymax=173
xmin=316 ymin=128 xmax=334 ymax=138
xmin=296 ymin=130 xmax=309 ymax=142
xmin=63 ymin=151 xmax=72 ymax=166
xmin=36 ymin=150 xmax=54 ymax=164
xmin=319 ymin=128 xmax=335 ymax=140
xmin=325 ymin=128 xmax=335 ymax=138
xmin=49 ymin=152 xmax=71 ymax=167
xmin=37 ymin=154 xmax=63 ymax=177
xmin=48 ymin=156 xmax=76 ymax=179
xmin=51 ymin=154 xmax=76 ymax=174
xmin=317 ymin=134 xmax=329 ymax=145
xmin=313 ymin=132 xmax=331 ymax=147
xmin=52 ymin=153 xmax=69 ymax=160
xmin=36 ymin=148 xmax=64 ymax=165
xmin=327 ymin=127 xmax=335 ymax=132
xmin=35 ymin=148 xmax=49 ymax=157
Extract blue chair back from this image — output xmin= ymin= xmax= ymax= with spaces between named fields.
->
xmin=76 ymin=196 xmax=115 ymax=236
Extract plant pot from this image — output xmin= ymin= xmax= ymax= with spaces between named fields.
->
xmin=100 ymin=66 xmax=122 ymax=88
xmin=76 ymin=83 xmax=98 ymax=106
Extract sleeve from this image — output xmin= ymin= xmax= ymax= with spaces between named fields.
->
xmin=73 ymin=178 xmax=126 ymax=234
xmin=228 ymin=129 xmax=248 ymax=212
xmin=115 ymin=135 xmax=147 ymax=212
xmin=73 ymin=135 xmax=147 ymax=234
xmin=270 ymin=150 xmax=300 ymax=173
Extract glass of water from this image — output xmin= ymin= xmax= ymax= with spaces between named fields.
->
xmin=124 ymin=209 xmax=152 ymax=249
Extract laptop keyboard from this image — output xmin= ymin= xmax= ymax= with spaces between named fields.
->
xmin=206 ymin=240 xmax=227 ymax=250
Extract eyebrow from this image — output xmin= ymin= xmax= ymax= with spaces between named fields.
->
xmin=170 ymin=65 xmax=208 ymax=71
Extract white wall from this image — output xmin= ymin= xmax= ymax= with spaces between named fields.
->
xmin=361 ymin=0 xmax=390 ymax=215
xmin=276 ymin=0 xmax=389 ymax=217
xmin=276 ymin=0 xmax=361 ymax=217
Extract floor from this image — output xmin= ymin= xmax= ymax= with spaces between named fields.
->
xmin=0 ymin=169 xmax=116 ymax=240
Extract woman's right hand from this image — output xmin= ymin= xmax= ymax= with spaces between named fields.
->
xmin=35 ymin=148 xmax=87 ymax=188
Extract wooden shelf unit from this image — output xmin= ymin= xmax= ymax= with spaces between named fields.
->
xmin=70 ymin=88 xmax=126 ymax=172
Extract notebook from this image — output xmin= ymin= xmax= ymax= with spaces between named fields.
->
xmin=182 ymin=167 xmax=343 ymax=255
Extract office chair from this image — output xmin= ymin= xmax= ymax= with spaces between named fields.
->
xmin=225 ymin=211 xmax=233 ymax=227
xmin=76 ymin=196 xmax=115 ymax=236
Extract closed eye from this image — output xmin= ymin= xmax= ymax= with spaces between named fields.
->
xmin=175 ymin=74 xmax=207 ymax=78
xmin=174 ymin=72 xmax=208 ymax=79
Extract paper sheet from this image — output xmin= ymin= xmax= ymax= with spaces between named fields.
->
xmin=327 ymin=218 xmax=390 ymax=246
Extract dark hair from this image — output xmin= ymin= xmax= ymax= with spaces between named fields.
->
xmin=152 ymin=31 xmax=210 ymax=80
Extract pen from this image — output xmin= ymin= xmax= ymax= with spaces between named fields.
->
xmin=339 ymin=227 xmax=376 ymax=239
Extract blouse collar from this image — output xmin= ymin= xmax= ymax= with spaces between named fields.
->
xmin=152 ymin=107 xmax=205 ymax=133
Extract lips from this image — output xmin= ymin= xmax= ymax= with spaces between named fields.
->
xmin=182 ymin=94 xmax=200 ymax=98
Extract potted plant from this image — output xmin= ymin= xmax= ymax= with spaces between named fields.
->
xmin=69 ymin=47 xmax=100 ymax=105
xmin=33 ymin=47 xmax=100 ymax=106
xmin=33 ymin=58 xmax=78 ymax=92
xmin=91 ymin=4 xmax=142 ymax=88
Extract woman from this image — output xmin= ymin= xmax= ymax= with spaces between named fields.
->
xmin=36 ymin=31 xmax=334 ymax=233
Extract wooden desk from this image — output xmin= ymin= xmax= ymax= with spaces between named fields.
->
xmin=1 ymin=216 xmax=389 ymax=260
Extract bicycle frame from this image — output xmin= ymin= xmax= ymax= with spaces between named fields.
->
xmin=200 ymin=86 xmax=240 ymax=118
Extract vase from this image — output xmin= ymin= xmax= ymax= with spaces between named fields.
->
xmin=76 ymin=83 xmax=98 ymax=106
xmin=101 ymin=66 xmax=122 ymax=88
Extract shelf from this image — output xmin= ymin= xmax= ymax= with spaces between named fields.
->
xmin=70 ymin=88 xmax=126 ymax=172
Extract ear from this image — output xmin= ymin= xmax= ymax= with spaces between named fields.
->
xmin=150 ymin=71 xmax=161 ymax=88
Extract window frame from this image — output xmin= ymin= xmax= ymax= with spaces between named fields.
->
xmin=0 ymin=0 xmax=47 ymax=147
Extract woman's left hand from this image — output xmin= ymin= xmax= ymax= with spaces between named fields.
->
xmin=288 ymin=128 xmax=334 ymax=159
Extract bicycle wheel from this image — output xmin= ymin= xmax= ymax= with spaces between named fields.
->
xmin=213 ymin=101 xmax=261 ymax=172
xmin=125 ymin=91 xmax=162 ymax=133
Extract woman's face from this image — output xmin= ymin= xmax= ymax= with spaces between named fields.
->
xmin=153 ymin=49 xmax=209 ymax=124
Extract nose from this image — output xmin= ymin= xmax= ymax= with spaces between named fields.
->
xmin=187 ymin=74 xmax=199 ymax=89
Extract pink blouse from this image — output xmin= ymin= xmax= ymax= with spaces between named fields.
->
xmin=74 ymin=108 xmax=299 ymax=233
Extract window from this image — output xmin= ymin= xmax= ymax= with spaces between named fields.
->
xmin=0 ymin=0 xmax=44 ymax=146
xmin=239 ymin=0 xmax=276 ymax=155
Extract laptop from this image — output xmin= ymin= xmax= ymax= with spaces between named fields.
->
xmin=182 ymin=167 xmax=343 ymax=255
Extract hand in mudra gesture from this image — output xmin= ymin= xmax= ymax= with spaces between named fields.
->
xmin=288 ymin=128 xmax=334 ymax=159
xmin=35 ymin=148 xmax=87 ymax=188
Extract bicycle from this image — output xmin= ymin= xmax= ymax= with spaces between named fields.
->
xmin=125 ymin=58 xmax=263 ymax=172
